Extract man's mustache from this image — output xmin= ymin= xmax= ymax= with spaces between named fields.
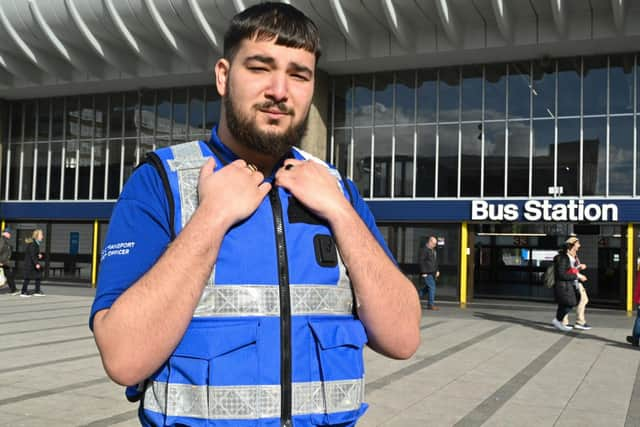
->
xmin=255 ymin=101 xmax=293 ymax=115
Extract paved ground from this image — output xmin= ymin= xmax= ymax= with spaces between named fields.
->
xmin=0 ymin=286 xmax=639 ymax=426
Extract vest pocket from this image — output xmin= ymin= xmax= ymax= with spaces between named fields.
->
xmin=308 ymin=319 xmax=368 ymax=425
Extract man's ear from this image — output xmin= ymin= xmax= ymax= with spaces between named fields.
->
xmin=215 ymin=58 xmax=230 ymax=97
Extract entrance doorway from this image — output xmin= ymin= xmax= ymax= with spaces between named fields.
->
xmin=471 ymin=223 xmax=626 ymax=307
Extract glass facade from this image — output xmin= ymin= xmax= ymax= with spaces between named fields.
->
xmin=2 ymin=86 xmax=220 ymax=201
xmin=331 ymin=54 xmax=638 ymax=199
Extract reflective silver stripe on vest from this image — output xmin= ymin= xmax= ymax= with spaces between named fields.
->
xmin=143 ymin=378 xmax=364 ymax=419
xmin=168 ymin=141 xmax=209 ymax=229
xmin=193 ymin=284 xmax=354 ymax=317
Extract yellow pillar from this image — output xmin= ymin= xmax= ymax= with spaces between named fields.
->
xmin=460 ymin=222 xmax=468 ymax=306
xmin=91 ymin=220 xmax=99 ymax=288
xmin=0 ymin=221 xmax=4 ymax=231
xmin=627 ymin=223 xmax=634 ymax=313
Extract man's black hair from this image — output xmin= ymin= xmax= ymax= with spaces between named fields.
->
xmin=223 ymin=2 xmax=321 ymax=62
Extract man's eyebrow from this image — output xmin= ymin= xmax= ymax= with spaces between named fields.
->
xmin=289 ymin=63 xmax=313 ymax=76
xmin=244 ymin=55 xmax=276 ymax=66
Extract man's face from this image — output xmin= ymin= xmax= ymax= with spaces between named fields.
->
xmin=216 ymin=37 xmax=316 ymax=157
xmin=429 ymin=238 xmax=437 ymax=248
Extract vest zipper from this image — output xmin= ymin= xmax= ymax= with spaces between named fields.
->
xmin=269 ymin=187 xmax=292 ymax=427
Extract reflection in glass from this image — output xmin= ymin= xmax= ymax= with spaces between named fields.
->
xmin=333 ymin=129 xmax=351 ymax=178
xmin=462 ymin=65 xmax=482 ymax=122
xmin=610 ymin=116 xmax=633 ymax=195
xmin=157 ymin=90 xmax=171 ymax=139
xmin=94 ymin=95 xmax=108 ymax=138
xmin=124 ymin=92 xmax=138 ymax=138
xmin=610 ymin=55 xmax=634 ymax=114
xmin=416 ymin=125 xmax=436 ymax=197
xmin=140 ymin=91 xmax=155 ymax=140
xmin=10 ymin=103 xmax=22 ymax=142
xmin=64 ymin=141 xmax=78 ymax=199
xmin=172 ymin=88 xmax=188 ymax=137
xmin=460 ymin=123 xmax=482 ymax=196
xmin=35 ymin=141 xmax=47 ymax=199
xmin=373 ymin=127 xmax=392 ymax=197
xmin=583 ymin=117 xmax=606 ymax=195
xmin=78 ymin=140 xmax=92 ymax=199
xmin=123 ymin=138 xmax=137 ymax=185
xmin=22 ymin=142 xmax=34 ymax=199
xmin=485 ymin=63 xmax=506 ymax=120
xmin=24 ymin=101 xmax=35 ymax=141
xmin=8 ymin=144 xmax=19 ymax=199
xmin=532 ymin=120 xmax=554 ymax=196
xmin=484 ymin=122 xmax=506 ymax=197
xmin=557 ymin=119 xmax=579 ymax=196
xmin=66 ymin=97 xmax=80 ymax=139
xmin=109 ymin=94 xmax=123 ymax=138
xmin=395 ymin=71 xmax=415 ymax=125
xmin=532 ymin=60 xmax=555 ymax=118
xmin=394 ymin=126 xmax=414 ymax=197
xmin=439 ymin=67 xmax=460 ymax=122
xmin=333 ymin=76 xmax=351 ymax=127
xmin=438 ymin=124 xmax=458 ymax=196
xmin=205 ymin=87 xmax=220 ymax=134
xmin=353 ymin=128 xmax=372 ymax=197
xmin=107 ymin=140 xmax=122 ymax=199
xmin=38 ymin=99 xmax=50 ymax=139
xmin=374 ymin=72 xmax=393 ymax=126
xmin=354 ymin=75 xmax=373 ymax=126
xmin=51 ymin=98 xmax=65 ymax=140
xmin=189 ymin=87 xmax=205 ymax=138
xmin=49 ymin=141 xmax=62 ymax=199
xmin=79 ymin=95 xmax=94 ymax=139
xmin=557 ymin=58 xmax=580 ymax=117
xmin=417 ymin=69 xmax=437 ymax=124
xmin=92 ymin=141 xmax=106 ymax=200
xmin=583 ymin=56 xmax=607 ymax=116
xmin=507 ymin=121 xmax=529 ymax=196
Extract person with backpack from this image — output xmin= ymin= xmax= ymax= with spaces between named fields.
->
xmin=561 ymin=236 xmax=591 ymax=331
xmin=0 ymin=227 xmax=18 ymax=295
xmin=552 ymin=236 xmax=588 ymax=332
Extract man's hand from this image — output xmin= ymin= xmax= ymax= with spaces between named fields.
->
xmin=578 ymin=273 xmax=587 ymax=282
xmin=435 ymin=271 xmax=440 ymax=279
xmin=274 ymin=159 xmax=349 ymax=223
xmin=577 ymin=263 xmax=587 ymax=270
xmin=198 ymin=158 xmax=271 ymax=228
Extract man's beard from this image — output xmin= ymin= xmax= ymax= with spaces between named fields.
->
xmin=223 ymin=91 xmax=308 ymax=158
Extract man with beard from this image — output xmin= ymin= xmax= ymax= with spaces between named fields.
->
xmin=89 ymin=3 xmax=420 ymax=426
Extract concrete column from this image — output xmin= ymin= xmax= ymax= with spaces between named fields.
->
xmin=300 ymin=69 xmax=329 ymax=161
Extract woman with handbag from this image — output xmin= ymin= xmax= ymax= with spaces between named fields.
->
xmin=552 ymin=237 xmax=587 ymax=332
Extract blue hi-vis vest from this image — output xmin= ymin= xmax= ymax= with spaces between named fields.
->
xmin=131 ymin=140 xmax=368 ymax=427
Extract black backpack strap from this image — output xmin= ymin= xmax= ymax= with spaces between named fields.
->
xmin=143 ymin=152 xmax=177 ymax=241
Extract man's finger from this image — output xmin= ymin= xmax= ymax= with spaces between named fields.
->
xmin=199 ymin=158 xmax=217 ymax=181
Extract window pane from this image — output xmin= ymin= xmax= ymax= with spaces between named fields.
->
xmin=532 ymin=60 xmax=555 ymax=118
xmin=396 ymin=71 xmax=415 ymax=125
xmin=173 ymin=88 xmax=188 ymax=138
xmin=557 ymin=58 xmax=580 ymax=117
xmin=79 ymin=95 xmax=94 ymax=138
xmin=10 ymin=103 xmax=22 ymax=142
xmin=51 ymin=98 xmax=65 ymax=140
xmin=583 ymin=56 xmax=607 ymax=116
xmin=94 ymin=95 xmax=108 ymax=138
xmin=92 ymin=141 xmax=106 ymax=200
xmin=609 ymin=116 xmax=633 ymax=195
xmin=417 ymin=69 xmax=437 ymax=124
xmin=373 ymin=127 xmax=392 ymax=197
xmin=439 ymin=67 xmax=460 ymax=122
xmin=462 ymin=65 xmax=482 ymax=121
xmin=124 ymin=92 xmax=138 ymax=138
xmin=507 ymin=121 xmax=529 ymax=196
xmin=438 ymin=124 xmax=458 ymax=196
xmin=107 ymin=140 xmax=122 ymax=199
xmin=394 ymin=126 xmax=414 ymax=197
xmin=205 ymin=87 xmax=220 ymax=135
xmin=7 ymin=144 xmax=19 ymax=199
xmin=109 ymin=94 xmax=123 ymax=138
xmin=38 ymin=99 xmax=50 ymax=140
xmin=374 ymin=72 xmax=393 ymax=125
xmin=353 ymin=128 xmax=371 ymax=196
xmin=24 ymin=101 xmax=35 ymax=142
xmin=460 ymin=123 xmax=481 ymax=196
xmin=140 ymin=90 xmax=155 ymax=139
xmin=123 ymin=138 xmax=138 ymax=184
xmin=156 ymin=90 xmax=171 ymax=139
xmin=35 ymin=142 xmax=47 ymax=199
xmin=333 ymin=129 xmax=351 ymax=178
xmin=353 ymin=75 xmax=373 ymax=126
xmin=66 ymin=96 xmax=80 ymax=139
xmin=485 ymin=63 xmax=506 ymax=120
xmin=484 ymin=122 xmax=506 ymax=197
xmin=333 ymin=76 xmax=351 ymax=127
xmin=63 ymin=141 xmax=78 ymax=199
xmin=189 ymin=87 xmax=205 ymax=136
xmin=21 ymin=142 xmax=35 ymax=199
xmin=583 ymin=117 xmax=606 ymax=195
xmin=532 ymin=120 xmax=554 ymax=196
xmin=49 ymin=141 xmax=62 ymax=199
xmin=610 ymin=54 xmax=634 ymax=114
xmin=416 ymin=125 xmax=436 ymax=197
xmin=78 ymin=140 xmax=91 ymax=199
xmin=557 ymin=119 xmax=579 ymax=196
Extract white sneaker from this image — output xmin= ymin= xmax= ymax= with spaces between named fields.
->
xmin=552 ymin=318 xmax=573 ymax=332
xmin=574 ymin=323 xmax=592 ymax=331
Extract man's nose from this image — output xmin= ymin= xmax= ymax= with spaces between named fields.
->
xmin=265 ymin=73 xmax=288 ymax=102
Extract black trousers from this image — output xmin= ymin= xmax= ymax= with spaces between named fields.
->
xmin=5 ymin=267 xmax=16 ymax=292
xmin=556 ymin=304 xmax=573 ymax=321
xmin=21 ymin=276 xmax=41 ymax=294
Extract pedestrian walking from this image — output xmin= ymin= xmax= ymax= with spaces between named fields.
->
xmin=551 ymin=236 xmax=587 ymax=332
xmin=0 ymin=228 xmax=18 ymax=295
xmin=21 ymin=229 xmax=45 ymax=297
xmin=419 ymin=235 xmax=440 ymax=310
xmin=562 ymin=236 xmax=592 ymax=330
